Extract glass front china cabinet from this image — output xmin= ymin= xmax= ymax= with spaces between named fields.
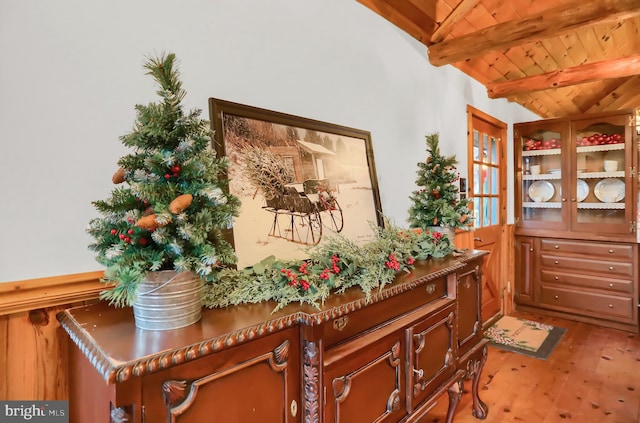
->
xmin=515 ymin=110 xmax=637 ymax=240
xmin=513 ymin=110 xmax=639 ymax=333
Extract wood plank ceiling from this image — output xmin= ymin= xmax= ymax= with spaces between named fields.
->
xmin=357 ymin=0 xmax=640 ymax=118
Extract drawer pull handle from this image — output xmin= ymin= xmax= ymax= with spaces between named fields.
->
xmin=609 ymin=304 xmax=614 ymax=308
xmin=609 ymin=283 xmax=614 ymax=287
xmin=426 ymin=284 xmax=436 ymax=295
xmin=554 ymin=260 xmax=559 ymax=265
xmin=609 ymin=266 xmax=614 ymax=271
xmin=333 ymin=316 xmax=349 ymax=331
xmin=554 ymin=245 xmax=559 ymax=249
xmin=609 ymin=249 xmax=614 ymax=254
xmin=413 ymin=368 xmax=424 ymax=378
xmin=554 ymin=276 xmax=559 ymax=280
xmin=554 ymin=295 xmax=559 ymax=300
xmin=530 ymin=248 xmax=534 ymax=252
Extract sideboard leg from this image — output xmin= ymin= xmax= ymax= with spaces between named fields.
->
xmin=444 ymin=379 xmax=463 ymax=423
xmin=468 ymin=344 xmax=489 ymax=419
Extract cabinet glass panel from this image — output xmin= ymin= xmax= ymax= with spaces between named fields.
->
xmin=573 ymin=121 xmax=626 ymax=225
xmin=521 ymin=129 xmax=563 ymax=224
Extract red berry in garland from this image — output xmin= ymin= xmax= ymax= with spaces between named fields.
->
xmin=110 ymin=229 xmax=117 ymax=235
xmin=171 ymin=165 xmax=181 ymax=174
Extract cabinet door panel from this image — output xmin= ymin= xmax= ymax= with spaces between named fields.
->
xmin=514 ymin=237 xmax=536 ymax=304
xmin=142 ymin=328 xmax=300 ymax=423
xmin=457 ymin=260 xmax=482 ymax=356
xmin=406 ymin=304 xmax=456 ymax=412
xmin=324 ymin=331 xmax=405 ymax=423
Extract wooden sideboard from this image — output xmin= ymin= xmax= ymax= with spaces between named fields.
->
xmin=57 ymin=251 xmax=488 ymax=423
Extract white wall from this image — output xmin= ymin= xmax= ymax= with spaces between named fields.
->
xmin=0 ymin=0 xmax=538 ymax=283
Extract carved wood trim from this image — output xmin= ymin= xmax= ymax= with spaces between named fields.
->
xmin=110 ymin=405 xmax=131 ymax=423
xmin=0 ymin=271 xmax=105 ymax=316
xmin=57 ymin=309 xmax=301 ymax=384
xmin=162 ymin=380 xmax=189 ymax=409
xmin=303 ymin=341 xmax=321 ymax=423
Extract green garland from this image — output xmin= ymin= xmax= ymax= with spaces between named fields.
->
xmin=203 ymin=221 xmax=454 ymax=312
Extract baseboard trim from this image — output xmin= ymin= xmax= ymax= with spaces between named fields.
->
xmin=0 ymin=271 xmax=106 ymax=316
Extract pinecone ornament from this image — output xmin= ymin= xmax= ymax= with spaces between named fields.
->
xmin=112 ymin=167 xmax=126 ymax=184
xmin=169 ymin=194 xmax=193 ymax=214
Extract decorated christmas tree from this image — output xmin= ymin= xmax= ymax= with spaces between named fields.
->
xmin=87 ymin=53 xmax=240 ymax=307
xmin=408 ymin=133 xmax=472 ymax=230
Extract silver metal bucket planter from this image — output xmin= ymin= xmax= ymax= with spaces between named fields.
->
xmin=133 ymin=270 xmax=203 ymax=331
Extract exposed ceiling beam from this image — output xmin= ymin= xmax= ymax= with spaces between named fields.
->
xmin=428 ymin=0 xmax=640 ymax=66
xmin=356 ymin=0 xmax=435 ymax=44
xmin=430 ymin=0 xmax=480 ymax=43
xmin=487 ymin=53 xmax=640 ymax=98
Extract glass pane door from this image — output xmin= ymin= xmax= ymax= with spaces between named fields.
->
xmin=520 ymin=128 xmax=564 ymax=227
xmin=472 ymin=129 xmax=500 ymax=228
xmin=572 ymin=117 xmax=630 ymax=233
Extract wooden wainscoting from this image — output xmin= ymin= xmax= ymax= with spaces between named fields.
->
xmin=0 ymin=272 xmax=104 ymax=400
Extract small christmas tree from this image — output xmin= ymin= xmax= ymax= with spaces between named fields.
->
xmin=408 ymin=133 xmax=472 ymax=230
xmin=87 ymin=53 xmax=240 ymax=307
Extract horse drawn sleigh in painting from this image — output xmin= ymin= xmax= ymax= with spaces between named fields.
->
xmin=263 ymin=179 xmax=343 ymax=245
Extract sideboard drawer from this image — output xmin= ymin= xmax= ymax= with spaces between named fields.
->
xmin=540 ymin=270 xmax=633 ymax=294
xmin=539 ymin=285 xmax=634 ymax=319
xmin=540 ymin=254 xmax=633 ymax=277
xmin=323 ymin=276 xmax=450 ymax=348
xmin=540 ymin=239 xmax=634 ymax=259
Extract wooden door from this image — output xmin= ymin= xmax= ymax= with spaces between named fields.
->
xmin=467 ymin=106 xmax=507 ymax=325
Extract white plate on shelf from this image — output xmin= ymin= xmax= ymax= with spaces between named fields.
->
xmin=594 ymin=178 xmax=625 ymax=203
xmin=577 ymin=179 xmax=589 ymax=202
xmin=528 ymin=180 xmax=554 ymax=202
xmin=548 ymin=169 xmax=561 ymax=175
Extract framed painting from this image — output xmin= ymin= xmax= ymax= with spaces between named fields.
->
xmin=209 ymin=98 xmax=383 ymax=268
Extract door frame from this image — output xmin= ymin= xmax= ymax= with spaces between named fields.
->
xmin=466 ymin=105 xmax=512 ymax=319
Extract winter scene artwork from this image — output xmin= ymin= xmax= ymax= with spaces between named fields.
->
xmin=210 ymin=99 xmax=383 ymax=268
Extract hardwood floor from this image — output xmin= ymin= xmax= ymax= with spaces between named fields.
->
xmin=423 ymin=312 xmax=640 ymax=423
